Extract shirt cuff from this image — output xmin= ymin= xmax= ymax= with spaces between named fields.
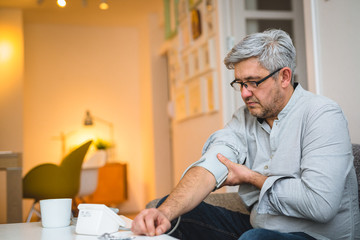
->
xmin=181 ymin=145 xmax=238 ymax=189
xmin=256 ymin=175 xmax=286 ymax=214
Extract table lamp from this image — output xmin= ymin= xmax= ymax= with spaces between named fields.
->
xmin=83 ymin=110 xmax=114 ymax=147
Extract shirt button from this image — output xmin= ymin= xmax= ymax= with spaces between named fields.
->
xmin=264 ymin=165 xmax=269 ymax=170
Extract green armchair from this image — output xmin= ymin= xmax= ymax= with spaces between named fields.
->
xmin=23 ymin=140 xmax=92 ymax=222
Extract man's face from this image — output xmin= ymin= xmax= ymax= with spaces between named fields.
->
xmin=234 ymin=58 xmax=285 ymax=121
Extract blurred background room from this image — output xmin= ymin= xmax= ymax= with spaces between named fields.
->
xmin=0 ymin=0 xmax=359 ymax=223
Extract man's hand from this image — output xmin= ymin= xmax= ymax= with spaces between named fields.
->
xmin=217 ymin=153 xmax=251 ymax=186
xmin=131 ymin=167 xmax=216 ymax=236
xmin=131 ymin=208 xmax=171 ymax=236
xmin=217 ymin=153 xmax=267 ymax=189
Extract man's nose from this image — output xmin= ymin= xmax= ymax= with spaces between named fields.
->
xmin=241 ymin=87 xmax=253 ymax=98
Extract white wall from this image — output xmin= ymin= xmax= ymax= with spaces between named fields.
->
xmin=23 ymin=22 xmax=145 ymax=214
xmin=0 ymin=9 xmax=23 ymax=152
xmin=304 ymin=0 xmax=360 ymax=144
xmin=0 ymin=8 xmax=24 ymax=224
xmin=172 ymin=114 xmax=222 ymax=183
xmin=0 ymin=0 xmax=167 ymax=221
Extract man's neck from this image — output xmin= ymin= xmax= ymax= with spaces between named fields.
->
xmin=265 ymin=118 xmax=277 ymax=128
xmin=265 ymin=85 xmax=295 ymax=128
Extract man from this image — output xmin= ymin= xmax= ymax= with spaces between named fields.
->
xmin=131 ymin=29 xmax=360 ymax=239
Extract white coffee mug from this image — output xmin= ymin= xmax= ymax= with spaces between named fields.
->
xmin=40 ymin=198 xmax=72 ymax=228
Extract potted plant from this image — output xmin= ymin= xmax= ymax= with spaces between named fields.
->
xmin=94 ymin=139 xmax=112 ymax=150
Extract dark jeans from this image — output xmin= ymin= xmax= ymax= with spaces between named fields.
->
xmin=157 ymin=197 xmax=316 ymax=240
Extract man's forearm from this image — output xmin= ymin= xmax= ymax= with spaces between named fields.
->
xmin=158 ymin=166 xmax=216 ymax=221
xmin=248 ymin=170 xmax=267 ymax=189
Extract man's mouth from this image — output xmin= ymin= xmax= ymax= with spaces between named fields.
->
xmin=246 ymin=101 xmax=258 ymax=106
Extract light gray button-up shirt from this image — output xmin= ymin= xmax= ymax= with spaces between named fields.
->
xmin=184 ymin=84 xmax=360 ymax=239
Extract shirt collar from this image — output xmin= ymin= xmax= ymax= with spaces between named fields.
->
xmin=276 ymin=83 xmax=303 ymax=120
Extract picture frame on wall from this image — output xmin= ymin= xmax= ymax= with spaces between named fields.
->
xmin=203 ymin=72 xmax=218 ymax=112
xmin=178 ymin=0 xmax=187 ymax=21
xmin=175 ymin=86 xmax=188 ymax=121
xmin=200 ymin=37 xmax=215 ymax=71
xmin=200 ymin=42 xmax=209 ymax=71
xmin=188 ymin=78 xmax=203 ymax=116
xmin=188 ymin=0 xmax=202 ymax=10
xmin=205 ymin=10 xmax=216 ymax=36
xmin=167 ymin=48 xmax=177 ymax=84
xmin=191 ymin=9 xmax=202 ymax=40
xmin=205 ymin=0 xmax=215 ymax=12
xmin=182 ymin=54 xmax=190 ymax=79
xmin=164 ymin=0 xmax=179 ymax=39
xmin=180 ymin=19 xmax=190 ymax=49
xmin=191 ymin=49 xmax=200 ymax=75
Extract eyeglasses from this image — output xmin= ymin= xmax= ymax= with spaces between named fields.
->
xmin=230 ymin=68 xmax=283 ymax=91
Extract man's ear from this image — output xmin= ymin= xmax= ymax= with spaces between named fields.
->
xmin=280 ymin=67 xmax=292 ymax=87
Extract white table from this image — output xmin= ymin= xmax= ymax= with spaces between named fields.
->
xmin=0 ymin=222 xmax=178 ymax=240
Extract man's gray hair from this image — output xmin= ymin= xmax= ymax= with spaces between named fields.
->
xmin=224 ymin=29 xmax=296 ymax=82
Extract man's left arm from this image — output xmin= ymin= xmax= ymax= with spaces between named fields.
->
xmin=217 ymin=153 xmax=267 ymax=189
xmin=219 ymin=103 xmax=353 ymax=223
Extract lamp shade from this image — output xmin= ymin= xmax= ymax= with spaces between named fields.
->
xmin=84 ymin=111 xmax=93 ymax=126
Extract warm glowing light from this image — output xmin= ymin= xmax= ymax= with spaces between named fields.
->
xmin=0 ymin=41 xmax=13 ymax=62
xmin=57 ymin=0 xmax=66 ymax=8
xmin=65 ymin=129 xmax=97 ymax=155
xmin=99 ymin=2 xmax=109 ymax=10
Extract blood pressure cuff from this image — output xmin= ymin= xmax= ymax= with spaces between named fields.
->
xmin=181 ymin=144 xmax=239 ymax=189
xmin=181 ymin=128 xmax=247 ymax=189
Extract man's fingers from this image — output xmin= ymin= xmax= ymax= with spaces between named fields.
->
xmin=154 ymin=214 xmax=171 ymax=236
xmin=217 ymin=153 xmax=231 ymax=166
xmin=155 ymin=224 xmax=167 ymax=235
xmin=131 ymin=208 xmax=171 ymax=236
xmin=144 ymin=213 xmax=157 ymax=236
xmin=131 ymin=214 xmax=146 ymax=235
xmin=131 ymin=209 xmax=157 ymax=235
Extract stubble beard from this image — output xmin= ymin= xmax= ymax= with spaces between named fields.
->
xmin=246 ymin=87 xmax=283 ymax=120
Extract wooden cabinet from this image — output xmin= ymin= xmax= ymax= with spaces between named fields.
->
xmin=82 ymin=163 xmax=127 ymax=206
